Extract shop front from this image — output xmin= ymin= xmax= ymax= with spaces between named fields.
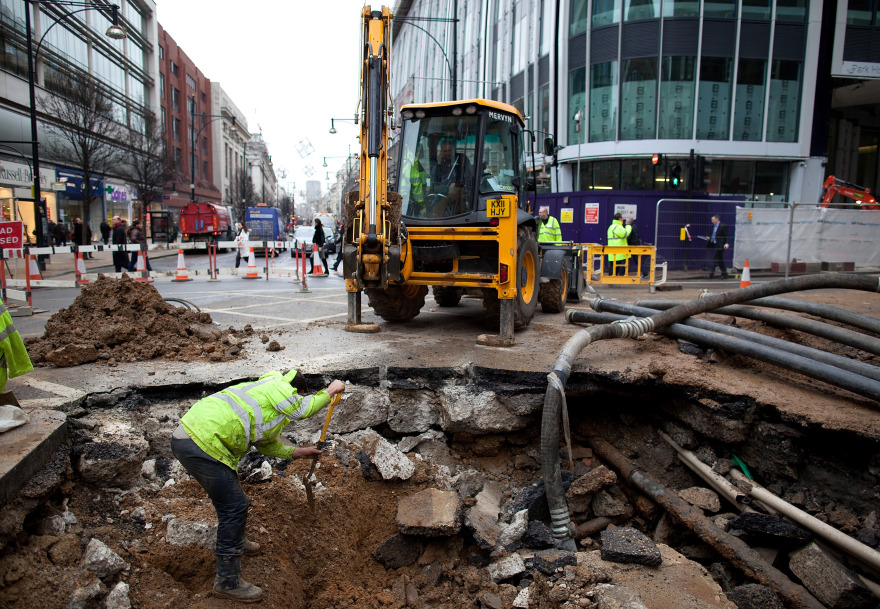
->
xmin=0 ymin=160 xmax=57 ymax=245
xmin=55 ymin=168 xmax=104 ymax=245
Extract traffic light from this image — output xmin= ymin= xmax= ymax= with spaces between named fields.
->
xmin=693 ymin=155 xmax=711 ymax=190
xmin=670 ymin=164 xmax=682 ymax=189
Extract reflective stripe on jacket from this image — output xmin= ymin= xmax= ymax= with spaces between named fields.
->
xmin=537 ymin=216 xmax=562 ymax=242
xmin=181 ymin=370 xmax=330 ymax=471
xmin=606 ymin=219 xmax=632 ymax=261
xmin=0 ymin=303 xmax=33 ymax=392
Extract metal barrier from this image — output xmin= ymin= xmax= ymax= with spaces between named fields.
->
xmin=581 ymin=243 xmax=666 ymax=287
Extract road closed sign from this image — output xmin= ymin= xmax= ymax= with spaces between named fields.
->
xmin=0 ymin=221 xmax=23 ymax=249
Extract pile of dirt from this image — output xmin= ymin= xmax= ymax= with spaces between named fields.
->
xmin=24 ymin=275 xmax=249 ymax=367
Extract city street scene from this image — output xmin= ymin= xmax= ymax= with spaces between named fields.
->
xmin=0 ymin=1 xmax=879 ymax=609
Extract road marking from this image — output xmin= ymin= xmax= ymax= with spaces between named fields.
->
xmin=15 ymin=378 xmax=87 ymax=399
xmin=199 ymin=308 xmax=349 ymax=325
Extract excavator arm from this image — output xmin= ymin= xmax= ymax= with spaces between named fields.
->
xmin=821 ymin=175 xmax=879 ymax=209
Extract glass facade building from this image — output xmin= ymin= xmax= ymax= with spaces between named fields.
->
xmin=390 ymin=0 xmax=880 ymax=203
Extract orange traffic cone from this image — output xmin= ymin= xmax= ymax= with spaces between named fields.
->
xmin=171 ymin=249 xmax=192 ymax=282
xmin=75 ymin=252 xmax=89 ymax=286
xmin=26 ymin=253 xmax=43 ymax=282
xmin=311 ymin=244 xmax=325 ymax=276
xmin=242 ymin=247 xmax=260 ymax=279
xmin=134 ymin=249 xmax=153 ymax=283
xmin=740 ymin=259 xmax=751 ymax=288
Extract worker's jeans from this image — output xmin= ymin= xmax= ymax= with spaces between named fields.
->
xmin=170 ymin=436 xmax=249 ymax=556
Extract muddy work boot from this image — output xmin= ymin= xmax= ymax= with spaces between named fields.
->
xmin=214 ymin=555 xmax=262 ymax=603
xmin=242 ymin=539 xmax=261 ymax=556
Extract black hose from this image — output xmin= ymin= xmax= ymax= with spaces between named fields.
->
xmin=541 ymin=274 xmax=880 ymax=548
xmin=569 ymin=308 xmax=880 ymax=402
xmin=164 ymin=298 xmax=201 ymax=312
xmin=591 ymin=299 xmax=880 ymax=383
xmin=743 ymin=296 xmax=880 ymax=335
xmin=636 ymin=300 xmax=880 ymax=357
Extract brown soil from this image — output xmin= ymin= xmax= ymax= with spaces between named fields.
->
xmin=24 ymin=275 xmax=250 ymax=367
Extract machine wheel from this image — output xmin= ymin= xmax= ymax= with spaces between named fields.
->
xmin=540 ymin=267 xmax=568 ymax=314
xmin=366 ymin=284 xmax=428 ymax=322
xmin=483 ymin=226 xmax=539 ymax=329
xmin=432 ymin=286 xmax=462 ymax=307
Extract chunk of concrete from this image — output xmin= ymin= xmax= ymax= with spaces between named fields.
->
xmin=165 ymin=519 xmax=217 ymax=550
xmin=374 ymin=533 xmax=421 ymax=569
xmin=593 ymin=583 xmax=650 ymax=609
xmin=566 ymin=465 xmax=617 ymax=497
xmin=678 ymin=487 xmax=721 ymax=513
xmin=600 ymin=527 xmax=662 ymax=567
xmin=591 ymin=489 xmax=629 ymax=518
xmin=82 ymin=538 xmax=128 ymax=578
xmin=498 ymin=509 xmax=529 ymax=547
xmin=397 ymin=488 xmax=461 ymax=536
xmin=524 ymin=548 xmax=577 ymax=575
xmin=45 ymin=343 xmax=99 ymax=367
xmin=362 ymin=433 xmax=414 ymax=481
xmin=788 ymin=542 xmax=874 ymax=609
xmin=487 ymin=553 xmax=525 ymax=583
xmin=465 ymin=481 xmax=504 ymax=549
xmin=726 ymin=584 xmax=785 ymax=609
xmin=0 ymin=409 xmax=67 ymax=507
xmin=77 ymin=435 xmax=149 ymax=488
xmin=105 ymin=581 xmax=132 ymax=609
xmin=522 ymin=520 xmax=555 ymax=549
xmin=67 ymin=580 xmax=106 ymax=609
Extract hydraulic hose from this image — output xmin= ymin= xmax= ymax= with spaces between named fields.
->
xmin=588 ymin=299 xmax=880 ymax=384
xmin=742 ymin=295 xmax=880 ymax=335
xmin=569 ymin=309 xmax=880 ymax=402
xmin=541 ymin=274 xmax=880 ymax=549
xmin=637 ymin=300 xmax=880 ymax=357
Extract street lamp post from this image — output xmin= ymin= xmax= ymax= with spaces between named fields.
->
xmin=23 ymin=0 xmax=125 ymax=249
xmin=394 ymin=11 xmax=458 ymax=100
xmin=328 ymin=117 xmax=358 ymax=134
xmin=189 ymin=100 xmax=235 ymax=204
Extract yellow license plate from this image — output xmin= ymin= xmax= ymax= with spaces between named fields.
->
xmin=487 ymin=199 xmax=510 ymax=218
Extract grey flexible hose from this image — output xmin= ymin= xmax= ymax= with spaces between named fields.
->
xmin=742 ymin=296 xmax=880 ymax=335
xmin=636 ymin=300 xmax=880 ymax=356
xmin=590 ymin=299 xmax=880 ymax=383
xmin=541 ymin=274 xmax=880 ymax=549
xmin=569 ymin=309 xmax=880 ymax=402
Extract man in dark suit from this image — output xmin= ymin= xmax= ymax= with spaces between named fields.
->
xmin=707 ymin=214 xmax=729 ymax=279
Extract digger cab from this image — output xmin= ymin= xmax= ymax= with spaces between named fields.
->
xmin=396 ymin=100 xmax=529 ymax=225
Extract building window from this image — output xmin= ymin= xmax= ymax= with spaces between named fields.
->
xmin=171 ymin=87 xmax=179 ymax=111
xmin=766 ymin=60 xmax=802 ymax=142
xmin=620 ymin=57 xmax=657 ymax=140
xmin=172 ymin=117 xmax=180 ymax=141
xmin=658 ymin=56 xmax=695 ymax=139
xmin=848 ymin=0 xmax=880 ymax=25
xmin=696 ymin=57 xmax=732 ymax=140
xmin=569 ymin=67 xmax=586 ymax=144
xmin=741 ymin=0 xmax=771 ymax=20
xmin=625 ymin=0 xmax=659 ymax=22
xmin=202 ymin=136 xmax=207 ymax=154
xmin=593 ymin=0 xmax=621 ymax=27
xmin=170 ymin=60 xmax=179 ymax=75
xmin=662 ymin=0 xmax=699 ymax=17
xmin=203 ymin=160 xmax=208 ymax=179
xmin=160 ymin=106 xmax=166 ymax=132
xmin=571 ymin=0 xmax=588 ymax=36
xmin=186 ymin=74 xmax=196 ymax=90
xmin=158 ymin=44 xmax=164 ymax=60
xmin=621 ymin=158 xmax=653 ymax=190
xmin=187 ymin=96 xmax=196 ymax=116
xmin=703 ymin=0 xmax=737 ymax=19
xmin=540 ymin=0 xmax=553 ymax=55
xmin=733 ymin=58 xmax=767 ymax=141
xmin=539 ymin=84 xmax=550 ymax=135
xmin=174 ymin=147 xmax=182 ymax=171
xmin=201 ymin=91 xmax=207 ymax=102
xmin=777 ymin=0 xmax=808 ymax=23
xmin=589 ymin=61 xmax=618 ymax=142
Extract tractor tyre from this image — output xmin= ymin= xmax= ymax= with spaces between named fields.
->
xmin=366 ymin=284 xmax=428 ymax=322
xmin=483 ymin=226 xmax=539 ymax=329
xmin=432 ymin=286 xmax=462 ymax=307
xmin=539 ymin=266 xmax=567 ymax=314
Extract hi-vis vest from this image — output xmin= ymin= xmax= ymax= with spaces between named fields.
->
xmin=181 ymin=370 xmax=330 ymax=471
xmin=0 ymin=302 xmax=33 ymax=392
xmin=606 ymin=219 xmax=632 ymax=261
xmin=537 ymin=216 xmax=562 ymax=242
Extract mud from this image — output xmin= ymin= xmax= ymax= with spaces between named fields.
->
xmin=23 ymin=275 xmax=250 ymax=367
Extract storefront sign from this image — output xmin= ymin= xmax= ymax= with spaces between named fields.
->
xmin=104 ymin=183 xmax=135 ymax=202
xmin=0 ymin=161 xmax=53 ymax=189
xmin=0 ymin=221 xmax=24 ymax=249
xmin=56 ymin=168 xmax=103 ymax=198
xmin=584 ymin=203 xmax=599 ymax=224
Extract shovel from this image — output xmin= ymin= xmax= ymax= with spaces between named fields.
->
xmin=303 ymin=392 xmax=341 ymax=512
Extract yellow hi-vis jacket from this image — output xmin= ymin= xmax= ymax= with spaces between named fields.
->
xmin=0 ymin=303 xmax=33 ymax=392
xmin=537 ymin=216 xmax=562 ymax=242
xmin=181 ymin=370 xmax=330 ymax=471
xmin=606 ymin=219 xmax=632 ymax=261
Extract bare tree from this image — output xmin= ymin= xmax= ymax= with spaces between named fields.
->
xmin=39 ymin=73 xmax=126 ymax=226
xmin=228 ymin=167 xmax=258 ymax=221
xmin=125 ymin=111 xmax=174 ymax=211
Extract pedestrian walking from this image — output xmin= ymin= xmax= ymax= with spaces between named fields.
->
xmin=100 ymin=219 xmax=111 ymax=245
xmin=111 ymin=216 xmax=128 ymax=273
xmin=707 ymin=214 xmax=729 ymax=279
xmin=126 ymin=219 xmax=152 ymax=272
xmin=234 ymin=222 xmax=250 ymax=270
xmin=309 ymin=218 xmax=328 ymax=274
xmin=72 ymin=218 xmax=93 ymax=259
xmin=170 ymin=369 xmax=345 ymax=603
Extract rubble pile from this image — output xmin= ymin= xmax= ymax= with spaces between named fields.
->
xmin=24 ymin=275 xmax=249 ymax=367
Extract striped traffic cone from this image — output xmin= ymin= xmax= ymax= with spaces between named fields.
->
xmin=242 ymin=247 xmax=260 ymax=279
xmin=171 ymin=249 xmax=192 ymax=282
xmin=26 ymin=253 xmax=43 ymax=282
xmin=134 ymin=249 xmax=153 ymax=283
xmin=311 ymin=244 xmax=325 ymax=276
xmin=740 ymin=259 xmax=751 ymax=288
xmin=75 ymin=252 xmax=89 ymax=286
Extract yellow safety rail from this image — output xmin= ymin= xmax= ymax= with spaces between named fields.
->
xmin=579 ymin=244 xmax=665 ymax=286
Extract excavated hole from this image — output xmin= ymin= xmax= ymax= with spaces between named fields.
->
xmin=1 ymin=373 xmax=879 ymax=609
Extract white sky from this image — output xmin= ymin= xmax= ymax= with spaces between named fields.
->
xmin=156 ymin=0 xmax=370 ymax=201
